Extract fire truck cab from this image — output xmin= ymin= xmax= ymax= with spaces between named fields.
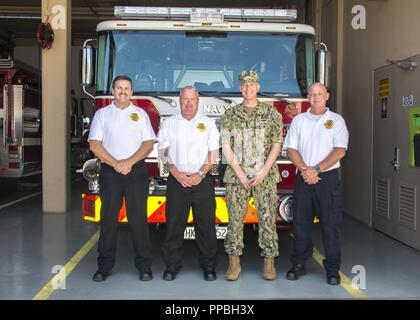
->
xmin=80 ymin=7 xmax=329 ymax=236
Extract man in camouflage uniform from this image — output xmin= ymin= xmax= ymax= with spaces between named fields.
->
xmin=221 ymin=70 xmax=283 ymax=281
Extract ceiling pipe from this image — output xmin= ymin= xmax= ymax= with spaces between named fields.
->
xmin=0 ymin=15 xmax=40 ymax=19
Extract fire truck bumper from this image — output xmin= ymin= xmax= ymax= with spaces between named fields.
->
xmin=81 ymin=194 xmax=260 ymax=224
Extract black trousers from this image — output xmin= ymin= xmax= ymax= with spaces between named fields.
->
xmin=291 ymin=169 xmax=343 ymax=274
xmin=97 ymin=162 xmax=152 ymax=273
xmin=162 ymin=175 xmax=218 ymax=271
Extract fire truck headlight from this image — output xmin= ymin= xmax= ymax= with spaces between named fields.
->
xmin=82 ymin=158 xmax=100 ymax=181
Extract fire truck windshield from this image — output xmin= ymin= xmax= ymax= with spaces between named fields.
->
xmin=96 ymin=30 xmax=314 ymax=97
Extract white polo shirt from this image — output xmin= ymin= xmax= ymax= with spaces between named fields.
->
xmin=88 ymin=102 xmax=156 ymax=160
xmin=283 ymin=108 xmax=349 ymax=171
xmin=158 ymin=113 xmax=220 ymax=173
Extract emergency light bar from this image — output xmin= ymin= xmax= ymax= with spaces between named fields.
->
xmin=114 ymin=6 xmax=297 ymax=22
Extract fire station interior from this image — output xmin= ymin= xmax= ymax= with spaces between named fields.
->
xmin=1 ymin=0 xmax=420 ymax=301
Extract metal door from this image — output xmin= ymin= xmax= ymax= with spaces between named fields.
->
xmin=373 ymin=56 xmax=420 ymax=250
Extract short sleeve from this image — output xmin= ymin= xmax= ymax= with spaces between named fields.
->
xmin=87 ymin=111 xmax=103 ymax=142
xmin=141 ymin=111 xmax=157 ymax=142
xmin=283 ymin=117 xmax=299 ymax=151
xmin=208 ymin=119 xmax=220 ymax=151
xmin=157 ymin=118 xmax=170 ymax=150
xmin=333 ymin=115 xmax=349 ymax=149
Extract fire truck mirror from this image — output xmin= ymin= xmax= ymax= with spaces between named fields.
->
xmin=315 ymin=44 xmax=331 ymax=90
xmin=81 ymin=46 xmax=96 ymax=87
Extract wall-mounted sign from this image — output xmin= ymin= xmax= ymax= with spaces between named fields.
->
xmin=379 ymin=78 xmax=390 ymax=99
xmin=402 ymin=95 xmax=414 ymax=107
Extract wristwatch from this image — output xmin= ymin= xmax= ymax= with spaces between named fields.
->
xmin=314 ymin=165 xmax=321 ymax=174
xmin=198 ymin=170 xmax=206 ymax=178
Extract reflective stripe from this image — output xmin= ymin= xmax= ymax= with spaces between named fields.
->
xmin=82 ymin=195 xmax=260 ymax=224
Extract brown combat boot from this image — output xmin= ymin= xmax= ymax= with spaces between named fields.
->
xmin=224 ymin=255 xmax=241 ymax=281
xmin=262 ymin=257 xmax=277 ymax=280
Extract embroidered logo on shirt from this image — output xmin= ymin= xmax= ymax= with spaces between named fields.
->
xmin=196 ymin=123 xmax=207 ymax=132
xmin=129 ymin=113 xmax=140 ymax=122
xmin=324 ymin=120 xmax=334 ymax=129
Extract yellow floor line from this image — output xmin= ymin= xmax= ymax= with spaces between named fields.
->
xmin=289 ymin=233 xmax=368 ymax=299
xmin=33 ymin=230 xmax=100 ymax=300
xmin=311 ymin=247 xmax=368 ymax=298
xmin=0 ymin=192 xmax=42 ymax=210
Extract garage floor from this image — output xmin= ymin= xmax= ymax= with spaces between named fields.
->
xmin=1 ymin=179 xmax=420 ymax=300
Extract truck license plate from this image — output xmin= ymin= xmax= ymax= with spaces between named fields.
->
xmin=184 ymin=226 xmax=227 ymax=240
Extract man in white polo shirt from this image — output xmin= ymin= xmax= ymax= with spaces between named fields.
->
xmin=88 ymin=75 xmax=156 ymax=282
xmin=158 ymin=86 xmax=219 ymax=281
xmin=283 ymin=82 xmax=349 ymax=285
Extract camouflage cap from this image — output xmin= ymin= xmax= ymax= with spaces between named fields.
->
xmin=238 ymin=70 xmax=260 ymax=84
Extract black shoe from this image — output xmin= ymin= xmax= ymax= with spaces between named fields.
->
xmin=163 ymin=269 xmax=177 ymax=281
xmin=327 ymin=274 xmax=341 ymax=285
xmin=93 ymin=270 xmax=111 ymax=282
xmin=139 ymin=270 xmax=153 ymax=281
xmin=286 ymin=264 xmax=306 ymax=281
xmin=203 ymin=269 xmax=217 ymax=281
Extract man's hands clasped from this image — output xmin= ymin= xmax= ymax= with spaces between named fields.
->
xmin=300 ymin=166 xmax=321 ymax=185
xmin=113 ymin=159 xmax=134 ymax=175
xmin=172 ymin=170 xmax=203 ymax=188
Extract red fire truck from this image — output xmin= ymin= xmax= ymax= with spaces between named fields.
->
xmin=0 ymin=57 xmax=91 ymax=185
xmin=80 ymin=7 xmax=328 ymax=237
xmin=0 ymin=58 xmax=42 ymax=180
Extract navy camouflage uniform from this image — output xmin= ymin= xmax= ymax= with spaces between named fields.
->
xmin=221 ymin=101 xmax=283 ymax=257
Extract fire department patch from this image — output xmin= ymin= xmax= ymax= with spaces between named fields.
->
xmin=196 ymin=123 xmax=207 ymax=132
xmin=324 ymin=120 xmax=334 ymax=129
xmin=129 ymin=113 xmax=139 ymax=122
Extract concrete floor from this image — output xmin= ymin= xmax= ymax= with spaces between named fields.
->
xmin=1 ymin=179 xmax=420 ymax=300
